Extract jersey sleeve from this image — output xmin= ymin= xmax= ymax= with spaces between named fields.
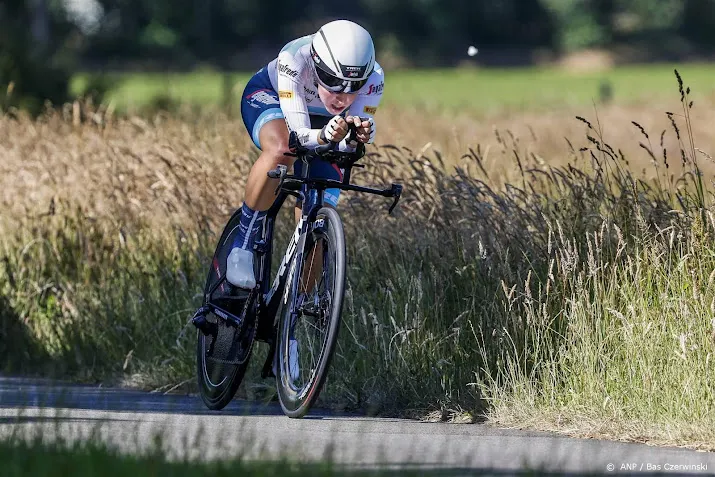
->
xmin=339 ymin=66 xmax=385 ymax=151
xmin=276 ymin=52 xmax=321 ymax=146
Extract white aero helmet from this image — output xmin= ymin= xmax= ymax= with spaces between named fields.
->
xmin=310 ymin=20 xmax=375 ymax=93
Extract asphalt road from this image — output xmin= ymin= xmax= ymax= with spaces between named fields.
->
xmin=0 ymin=376 xmax=712 ymax=475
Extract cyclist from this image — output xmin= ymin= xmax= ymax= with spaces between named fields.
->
xmin=226 ymin=19 xmax=384 ymax=289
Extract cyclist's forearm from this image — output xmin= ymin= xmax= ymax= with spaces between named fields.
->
xmin=295 ymin=127 xmax=324 ymax=147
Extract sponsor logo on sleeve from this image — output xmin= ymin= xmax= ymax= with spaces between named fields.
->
xmin=367 ymin=82 xmax=384 ymax=95
xmin=279 ymin=90 xmax=294 ymax=99
xmin=278 ymin=63 xmax=299 ymax=78
xmin=363 ymin=106 xmax=378 ymax=115
xmin=246 ymin=89 xmax=279 ymax=106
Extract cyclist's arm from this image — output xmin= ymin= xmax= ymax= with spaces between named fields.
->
xmin=276 ymin=53 xmax=324 ymax=147
xmin=338 ymin=69 xmax=384 ymax=151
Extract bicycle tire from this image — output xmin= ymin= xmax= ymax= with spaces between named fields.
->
xmin=195 ymin=209 xmax=257 ymax=410
xmin=275 ymin=207 xmax=346 ymax=418
xmin=195 ymin=306 xmax=255 ymax=410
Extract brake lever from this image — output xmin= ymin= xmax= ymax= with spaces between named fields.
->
xmin=388 ymin=184 xmax=403 ymax=214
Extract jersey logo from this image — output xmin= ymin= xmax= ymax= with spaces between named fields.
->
xmin=367 ymin=82 xmax=384 ymax=95
xmin=278 ymin=63 xmax=299 ymax=78
xmin=279 ymin=91 xmax=294 ymax=99
xmin=363 ymin=106 xmax=377 ymax=115
xmin=247 ymin=90 xmax=279 ymax=106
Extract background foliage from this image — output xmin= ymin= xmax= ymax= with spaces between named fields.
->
xmin=3 ymin=0 xmax=715 ymax=112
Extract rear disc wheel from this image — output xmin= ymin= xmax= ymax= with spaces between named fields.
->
xmin=196 ymin=305 xmax=255 ymax=410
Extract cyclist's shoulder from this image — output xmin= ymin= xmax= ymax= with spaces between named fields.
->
xmin=278 ymin=35 xmax=314 ymax=61
xmin=371 ymin=62 xmax=385 ymax=83
xmin=272 ymin=36 xmax=314 ymax=84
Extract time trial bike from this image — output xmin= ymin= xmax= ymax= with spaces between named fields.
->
xmin=192 ymin=126 xmax=402 ymax=418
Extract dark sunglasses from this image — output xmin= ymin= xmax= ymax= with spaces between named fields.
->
xmin=315 ymin=67 xmax=369 ymax=93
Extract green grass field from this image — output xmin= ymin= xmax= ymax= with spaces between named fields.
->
xmin=71 ymin=63 xmax=715 ymax=115
xmin=0 ymin=436 xmax=356 ymax=477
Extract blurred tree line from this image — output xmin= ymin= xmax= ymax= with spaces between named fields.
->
xmin=0 ymin=0 xmax=77 ymax=112
xmin=78 ymin=0 xmax=715 ymax=66
xmin=2 ymin=0 xmax=715 ymax=112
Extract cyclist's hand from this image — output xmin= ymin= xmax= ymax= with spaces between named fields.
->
xmin=319 ymin=116 xmax=349 ymax=143
xmin=347 ymin=116 xmax=375 ymax=144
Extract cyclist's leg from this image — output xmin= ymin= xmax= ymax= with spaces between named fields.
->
xmin=240 ymin=77 xmax=293 ymax=220
xmin=228 ymin=73 xmax=293 ymax=288
xmin=245 ymin=120 xmax=292 ymax=211
xmin=296 ymin=160 xmax=343 ymax=293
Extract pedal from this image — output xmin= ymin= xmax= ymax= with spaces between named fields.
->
xmin=191 ymin=306 xmax=212 ymax=335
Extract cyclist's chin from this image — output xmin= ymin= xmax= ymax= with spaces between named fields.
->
xmin=318 ymin=85 xmax=355 ymax=115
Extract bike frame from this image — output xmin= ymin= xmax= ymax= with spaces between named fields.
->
xmin=197 ymin=142 xmax=401 ymax=361
xmin=255 ymin=173 xmax=326 ymax=333
xmin=200 ymin=157 xmax=331 ymax=334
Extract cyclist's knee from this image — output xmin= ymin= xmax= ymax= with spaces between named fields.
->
xmin=259 ymin=149 xmax=292 ymax=171
xmin=258 ymin=122 xmax=292 ymax=167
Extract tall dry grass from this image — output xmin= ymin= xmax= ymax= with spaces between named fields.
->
xmin=1 ymin=71 xmax=714 ymax=448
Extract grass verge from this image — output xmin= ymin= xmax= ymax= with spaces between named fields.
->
xmin=0 ymin=435 xmax=347 ymax=477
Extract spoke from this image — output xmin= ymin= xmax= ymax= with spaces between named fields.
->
xmin=316 ymin=258 xmax=327 ymax=290
xmin=303 ymin=319 xmax=325 ymax=335
xmin=299 ymin=325 xmax=319 ymax=381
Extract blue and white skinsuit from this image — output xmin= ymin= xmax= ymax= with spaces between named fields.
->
xmin=234 ymin=34 xmax=385 ymax=252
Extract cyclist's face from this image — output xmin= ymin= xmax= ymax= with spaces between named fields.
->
xmin=318 ymin=85 xmax=357 ymax=115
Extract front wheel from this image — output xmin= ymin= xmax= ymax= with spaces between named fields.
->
xmin=276 ymin=207 xmax=346 ymax=418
